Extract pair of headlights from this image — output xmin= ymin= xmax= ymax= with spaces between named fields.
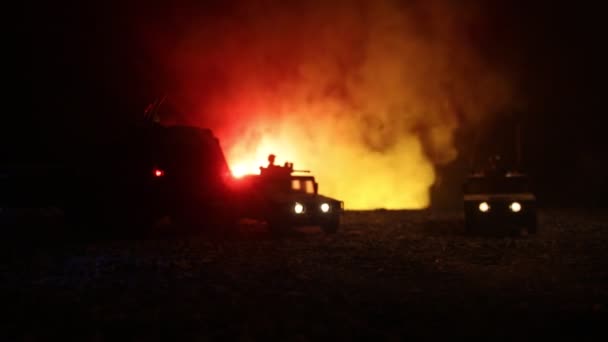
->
xmin=294 ymin=202 xmax=331 ymax=214
xmin=478 ymin=201 xmax=522 ymax=213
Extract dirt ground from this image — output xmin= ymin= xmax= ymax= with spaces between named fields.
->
xmin=2 ymin=209 xmax=607 ymax=340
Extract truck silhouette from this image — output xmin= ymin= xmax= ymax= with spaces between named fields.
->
xmin=232 ymin=154 xmax=344 ymax=234
xmin=64 ymin=120 xmax=239 ymax=235
xmin=463 ymin=156 xmax=538 ymax=234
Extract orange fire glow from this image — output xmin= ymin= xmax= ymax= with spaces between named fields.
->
xmin=226 ymin=132 xmax=435 ymax=209
xmin=141 ymin=1 xmax=517 ymax=209
xmin=227 ymin=133 xmax=299 ymax=178
xmin=221 ymin=112 xmax=437 ymax=209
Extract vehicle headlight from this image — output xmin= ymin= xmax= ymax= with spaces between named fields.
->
xmin=509 ymin=201 xmax=522 ymax=212
xmin=294 ymin=202 xmax=304 ymax=214
xmin=320 ymin=203 xmax=330 ymax=213
xmin=478 ymin=202 xmax=490 ymax=213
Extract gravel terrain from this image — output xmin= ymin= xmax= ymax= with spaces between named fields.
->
xmin=2 ymin=209 xmax=607 ymax=340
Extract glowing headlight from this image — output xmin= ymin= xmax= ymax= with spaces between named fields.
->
xmin=294 ymin=202 xmax=304 ymax=214
xmin=509 ymin=202 xmax=522 ymax=212
xmin=478 ymin=202 xmax=490 ymax=212
xmin=320 ymin=203 xmax=330 ymax=213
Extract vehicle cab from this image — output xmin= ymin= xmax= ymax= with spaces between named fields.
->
xmin=463 ymin=170 xmax=538 ymax=234
xmin=235 ymin=155 xmax=343 ymax=234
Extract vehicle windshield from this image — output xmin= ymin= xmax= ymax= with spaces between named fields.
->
xmin=464 ymin=176 xmax=531 ymax=194
xmin=254 ymin=174 xmax=317 ymax=194
xmin=291 ymin=178 xmax=316 ymax=194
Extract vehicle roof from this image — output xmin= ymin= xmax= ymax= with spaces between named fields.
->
xmin=467 ymin=171 xmax=529 ymax=179
xmin=290 ymin=175 xmax=316 ymax=180
xmin=163 ymin=125 xmax=214 ymax=138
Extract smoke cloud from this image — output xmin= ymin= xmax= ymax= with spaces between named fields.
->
xmin=138 ymin=0 xmax=518 ymax=209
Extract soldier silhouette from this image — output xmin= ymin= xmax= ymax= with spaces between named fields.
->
xmin=267 ymin=154 xmax=277 ymax=168
xmin=261 ymin=154 xmax=293 ymax=177
xmin=261 ymin=154 xmax=280 ymax=176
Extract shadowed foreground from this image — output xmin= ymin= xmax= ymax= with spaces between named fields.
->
xmin=2 ymin=209 xmax=607 ymax=340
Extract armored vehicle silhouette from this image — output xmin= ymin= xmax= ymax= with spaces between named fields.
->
xmin=65 ymin=120 xmax=238 ymax=234
xmin=234 ymin=154 xmax=344 ymax=234
xmin=463 ymin=156 xmax=537 ymax=234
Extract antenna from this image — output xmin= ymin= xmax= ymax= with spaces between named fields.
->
xmin=143 ymin=95 xmax=166 ymax=123
xmin=516 ymin=122 xmax=522 ymax=172
xmin=469 ymin=127 xmax=481 ymax=173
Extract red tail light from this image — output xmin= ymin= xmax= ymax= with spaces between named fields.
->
xmin=153 ymin=168 xmax=165 ymax=177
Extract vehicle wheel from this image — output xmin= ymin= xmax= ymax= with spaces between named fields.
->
xmin=207 ymin=211 xmax=239 ymax=239
xmin=527 ymin=213 xmax=538 ymax=234
xmin=170 ymin=206 xmax=204 ymax=234
xmin=170 ymin=203 xmax=237 ymax=237
xmin=116 ymin=207 xmax=161 ymax=238
xmin=267 ymin=215 xmax=291 ymax=236
xmin=464 ymin=218 xmax=477 ymax=235
xmin=321 ymin=216 xmax=340 ymax=234
xmin=63 ymin=196 xmax=109 ymax=240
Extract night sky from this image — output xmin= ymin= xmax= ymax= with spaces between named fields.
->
xmin=15 ymin=1 xmax=607 ymax=208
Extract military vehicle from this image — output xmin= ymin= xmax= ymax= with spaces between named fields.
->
xmin=65 ymin=126 xmax=342 ymax=236
xmin=232 ymin=154 xmax=344 ymax=234
xmin=5 ymin=95 xmax=341 ymax=237
xmin=463 ymin=156 xmax=538 ymax=234
xmin=64 ymin=118 xmax=239 ymax=235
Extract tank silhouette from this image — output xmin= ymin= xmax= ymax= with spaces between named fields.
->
xmin=62 ymin=98 xmax=239 ymax=235
xmin=233 ymin=154 xmax=344 ymax=234
xmin=64 ymin=118 xmax=238 ymax=235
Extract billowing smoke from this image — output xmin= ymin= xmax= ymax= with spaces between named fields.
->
xmin=138 ymin=0 xmax=517 ymax=209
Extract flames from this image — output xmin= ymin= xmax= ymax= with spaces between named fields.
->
xmin=138 ymin=0 xmax=518 ymax=209
xmin=224 ymin=118 xmax=435 ymax=209
xmin=228 ymin=133 xmax=298 ymax=179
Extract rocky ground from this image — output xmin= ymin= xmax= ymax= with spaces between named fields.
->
xmin=2 ymin=209 xmax=607 ymax=340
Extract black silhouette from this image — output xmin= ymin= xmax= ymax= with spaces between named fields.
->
xmin=462 ymin=156 xmax=538 ymax=235
xmin=236 ymin=154 xmax=343 ymax=234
